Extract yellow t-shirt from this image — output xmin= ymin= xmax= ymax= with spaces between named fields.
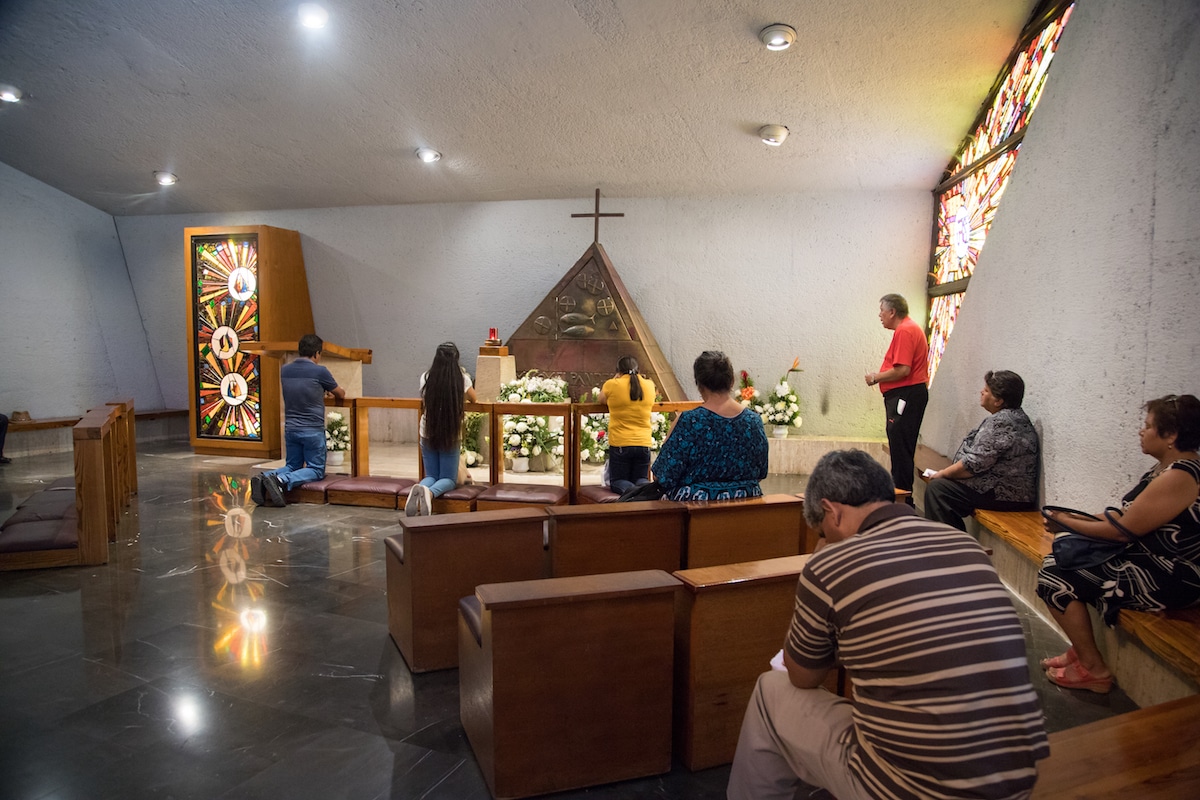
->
xmin=602 ymin=375 xmax=656 ymax=447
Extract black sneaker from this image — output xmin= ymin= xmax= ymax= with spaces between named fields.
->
xmin=0 ymin=456 xmax=11 ymax=465
xmin=250 ymin=475 xmax=265 ymax=506
xmin=263 ymin=475 xmax=286 ymax=507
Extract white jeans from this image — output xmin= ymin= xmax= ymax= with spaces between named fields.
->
xmin=727 ymin=671 xmax=870 ymax=800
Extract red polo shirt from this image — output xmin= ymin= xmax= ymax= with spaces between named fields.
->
xmin=878 ymin=316 xmax=928 ymax=392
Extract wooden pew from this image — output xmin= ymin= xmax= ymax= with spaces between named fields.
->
xmin=459 ymin=570 xmax=680 ymax=798
xmin=1032 ymin=694 xmax=1200 ymax=798
xmin=684 ymin=494 xmax=805 ymax=568
xmin=545 ymin=500 xmax=687 ymax=577
xmin=1 ymin=400 xmax=136 ymax=571
xmin=384 ymin=508 xmax=548 ymax=672
xmin=673 ymin=555 xmax=810 ymax=771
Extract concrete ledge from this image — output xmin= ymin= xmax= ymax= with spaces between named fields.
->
xmin=767 ymin=435 xmax=888 ymax=475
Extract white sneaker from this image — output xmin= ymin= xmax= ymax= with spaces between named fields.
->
xmin=404 ymin=486 xmax=422 ymax=517
xmin=418 ymin=484 xmax=433 ymax=516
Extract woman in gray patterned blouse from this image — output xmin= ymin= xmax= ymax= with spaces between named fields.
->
xmin=923 ymin=370 xmax=1040 ymax=531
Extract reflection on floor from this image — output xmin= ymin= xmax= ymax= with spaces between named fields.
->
xmin=0 ymin=442 xmax=1137 ymax=799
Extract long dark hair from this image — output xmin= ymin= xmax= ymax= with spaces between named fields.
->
xmin=618 ymin=355 xmax=643 ymax=402
xmin=422 ymin=342 xmax=466 ymax=451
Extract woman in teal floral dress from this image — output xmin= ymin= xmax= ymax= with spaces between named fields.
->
xmin=652 ymin=351 xmax=769 ymax=501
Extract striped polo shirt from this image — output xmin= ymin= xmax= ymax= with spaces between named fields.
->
xmin=787 ymin=504 xmax=1048 ymax=799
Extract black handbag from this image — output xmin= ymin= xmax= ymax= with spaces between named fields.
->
xmin=616 ymin=481 xmax=666 ymax=503
xmin=1041 ymin=505 xmax=1131 ymax=570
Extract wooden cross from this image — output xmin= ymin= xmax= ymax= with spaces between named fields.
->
xmin=571 ymin=188 xmax=624 ymax=243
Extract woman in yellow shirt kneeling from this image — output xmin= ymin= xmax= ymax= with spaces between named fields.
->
xmin=598 ymin=356 xmax=657 ymax=494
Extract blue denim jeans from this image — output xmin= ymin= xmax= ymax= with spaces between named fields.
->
xmin=265 ymin=428 xmax=327 ymax=490
xmin=608 ymin=445 xmax=651 ymax=494
xmin=419 ymin=439 xmax=460 ymax=497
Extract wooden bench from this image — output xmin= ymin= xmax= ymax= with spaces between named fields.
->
xmin=971 ymin=507 xmax=1200 ymax=705
xmin=8 ymin=415 xmax=82 ymax=431
xmin=683 ymin=494 xmax=806 ymax=568
xmin=546 ymin=500 xmax=687 ymax=577
xmin=384 ymin=508 xmax=548 ymax=672
xmin=458 ymin=570 xmax=680 ymax=798
xmin=1032 ymin=693 xmax=1200 ymax=798
xmin=673 ymin=555 xmax=810 ymax=771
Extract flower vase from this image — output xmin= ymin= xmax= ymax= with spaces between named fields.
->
xmin=511 ymin=456 xmax=530 ymax=473
xmin=327 ymin=450 xmax=345 ymax=466
xmin=772 ymin=426 xmax=789 ymax=439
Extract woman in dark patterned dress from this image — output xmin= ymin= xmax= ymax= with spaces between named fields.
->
xmin=1036 ymin=394 xmax=1200 ymax=693
xmin=923 ymin=370 xmax=1040 ymax=530
xmin=651 ymin=351 xmax=768 ymax=501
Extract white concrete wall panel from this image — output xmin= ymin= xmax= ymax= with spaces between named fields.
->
xmin=0 ymin=161 xmax=163 ymax=417
xmin=116 ymin=190 xmax=930 ymax=438
xmin=923 ymin=0 xmax=1200 ymax=509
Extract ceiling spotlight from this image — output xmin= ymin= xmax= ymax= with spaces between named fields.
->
xmin=758 ymin=125 xmax=789 ymax=146
xmin=298 ymin=3 xmax=329 ymax=29
xmin=759 ymin=24 xmax=797 ymax=51
xmin=0 ymin=84 xmax=22 ymax=103
xmin=416 ymin=147 xmax=441 ymax=163
xmin=154 ymin=171 xmax=178 ymax=186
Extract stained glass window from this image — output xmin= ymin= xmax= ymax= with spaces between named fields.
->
xmin=926 ymin=1 xmax=1073 ymax=382
xmin=932 ymin=147 xmax=1020 ymax=285
xmin=192 ymin=236 xmax=263 ymax=440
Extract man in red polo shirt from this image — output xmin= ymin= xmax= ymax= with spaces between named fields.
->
xmin=864 ymin=293 xmax=928 ymax=498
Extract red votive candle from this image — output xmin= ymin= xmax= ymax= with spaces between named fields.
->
xmin=488 ymin=327 xmax=498 ymax=341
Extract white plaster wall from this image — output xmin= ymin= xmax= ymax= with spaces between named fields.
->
xmin=116 ymin=190 xmax=930 ymax=438
xmin=923 ymin=0 xmax=1200 ymax=509
xmin=0 ymin=161 xmax=163 ymax=417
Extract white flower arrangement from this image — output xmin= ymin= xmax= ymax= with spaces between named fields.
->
xmin=499 ymin=372 xmax=569 ymax=457
xmin=501 ymin=372 xmax=571 ymax=404
xmin=325 ymin=412 xmax=351 ymax=451
xmin=747 ymin=379 xmax=802 ymax=428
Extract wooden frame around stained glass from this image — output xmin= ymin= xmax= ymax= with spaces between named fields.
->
xmin=185 ymin=225 xmax=315 ymax=459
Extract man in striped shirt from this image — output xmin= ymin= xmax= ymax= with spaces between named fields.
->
xmin=728 ymin=450 xmax=1048 ymax=800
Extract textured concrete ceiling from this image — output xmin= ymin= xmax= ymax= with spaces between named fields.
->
xmin=0 ymin=0 xmax=1036 ymax=216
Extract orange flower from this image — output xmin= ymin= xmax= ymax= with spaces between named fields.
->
xmin=740 ymin=387 xmax=756 ymax=401
xmin=790 ymin=356 xmax=800 ymax=371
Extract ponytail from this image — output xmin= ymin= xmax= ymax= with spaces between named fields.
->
xmin=617 ymin=355 xmax=642 ymax=402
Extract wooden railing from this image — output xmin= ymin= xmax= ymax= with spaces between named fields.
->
xmin=333 ymin=398 xmax=701 ymax=500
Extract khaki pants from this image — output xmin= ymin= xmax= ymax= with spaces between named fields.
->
xmin=727 ymin=671 xmax=870 ymax=800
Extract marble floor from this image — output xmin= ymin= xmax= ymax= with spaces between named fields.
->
xmin=0 ymin=441 xmax=1136 ymax=799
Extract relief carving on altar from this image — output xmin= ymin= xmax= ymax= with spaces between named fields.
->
xmin=505 ymin=191 xmax=685 ymax=401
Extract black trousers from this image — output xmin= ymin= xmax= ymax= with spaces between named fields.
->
xmin=608 ymin=445 xmax=651 ymax=494
xmin=923 ymin=477 xmax=1033 ymax=531
xmin=883 ymin=383 xmax=928 ymax=494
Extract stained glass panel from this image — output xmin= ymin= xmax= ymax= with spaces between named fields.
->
xmin=928 ymin=2 xmax=1073 ymax=383
xmin=927 ymin=292 xmax=965 ymax=382
xmin=953 ymin=4 xmax=1073 ymax=173
xmin=932 ymin=147 xmax=1020 ymax=285
xmin=192 ymin=236 xmax=263 ymax=440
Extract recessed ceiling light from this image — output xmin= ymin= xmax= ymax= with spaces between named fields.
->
xmin=759 ymin=24 xmax=797 ymax=51
xmin=416 ymin=147 xmax=441 ymax=163
xmin=154 ymin=171 xmax=178 ymax=186
xmin=298 ymin=3 xmax=329 ymax=29
xmin=0 ymin=84 xmax=22 ymax=103
xmin=758 ymin=125 xmax=789 ymax=146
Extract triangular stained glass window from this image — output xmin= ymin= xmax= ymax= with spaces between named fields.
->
xmin=926 ymin=1 xmax=1074 ymax=382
